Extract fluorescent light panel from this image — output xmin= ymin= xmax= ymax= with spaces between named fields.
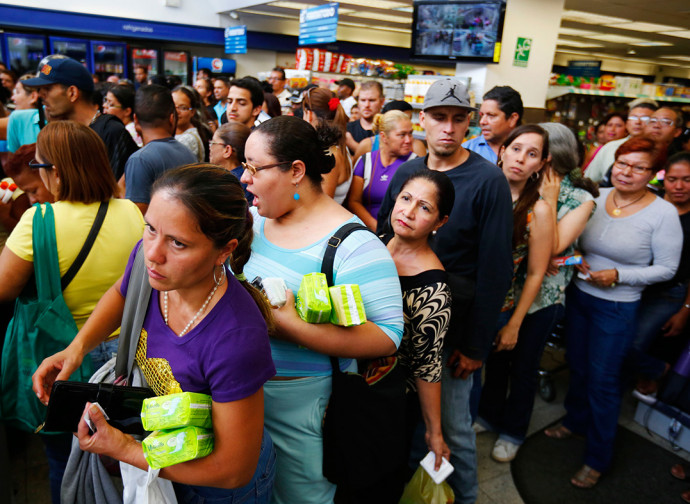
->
xmin=268 ymin=1 xmax=312 ymax=9
xmin=345 ymin=10 xmax=411 ymax=24
xmin=659 ymin=55 xmax=690 ymax=61
xmin=632 ymin=41 xmax=674 ymax=47
xmin=339 ymin=20 xmax=411 ymax=33
xmin=556 ymin=39 xmax=604 ymax=48
xmin=558 ymin=27 xmax=598 ymax=37
xmin=603 ymin=21 xmax=685 ymax=32
xmin=339 ymin=0 xmax=410 ymax=9
xmin=662 ymin=30 xmax=690 ymax=39
xmin=587 ymin=33 xmax=653 ymax=44
xmin=561 ymin=10 xmax=630 ymax=25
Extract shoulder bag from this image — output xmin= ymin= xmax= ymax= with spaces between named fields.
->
xmin=0 ymin=201 xmax=108 ymax=433
xmin=321 ymin=222 xmax=408 ymax=491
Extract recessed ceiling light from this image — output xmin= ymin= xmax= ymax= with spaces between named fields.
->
xmin=558 ymin=27 xmax=598 ymax=37
xmin=346 ymin=10 xmax=411 ymax=24
xmin=556 ymin=38 xmax=604 ymax=48
xmin=627 ymin=49 xmax=636 ymax=55
xmin=603 ymin=21 xmax=685 ymax=32
xmin=561 ymin=10 xmax=630 ymax=25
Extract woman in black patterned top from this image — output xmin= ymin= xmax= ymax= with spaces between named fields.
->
xmin=384 ymin=170 xmax=454 ymax=477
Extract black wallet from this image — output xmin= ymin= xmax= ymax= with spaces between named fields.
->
xmin=39 ymin=380 xmax=155 ymax=435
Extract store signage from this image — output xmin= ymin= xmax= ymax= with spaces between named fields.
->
xmin=196 ymin=57 xmax=236 ymax=75
xmin=513 ymin=37 xmax=532 ymax=68
xmin=224 ymin=26 xmax=247 ymax=54
xmin=0 ymin=5 xmax=224 ymax=45
xmin=568 ymin=60 xmax=602 ymax=78
xmin=299 ymin=3 xmax=339 ymax=46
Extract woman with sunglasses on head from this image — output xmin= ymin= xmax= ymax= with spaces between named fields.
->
xmin=240 ymin=116 xmax=404 ymax=504
xmin=33 ymin=164 xmax=276 ymax=504
xmin=0 ymin=121 xmax=144 ymax=504
xmin=302 ymin=87 xmax=353 ymax=204
xmin=545 ymin=137 xmax=683 ymax=489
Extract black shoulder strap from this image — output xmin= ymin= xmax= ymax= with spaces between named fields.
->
xmin=60 ymin=200 xmax=109 ymax=291
xmin=320 ymin=222 xmax=374 ymax=373
xmin=320 ymin=222 xmax=373 ymax=287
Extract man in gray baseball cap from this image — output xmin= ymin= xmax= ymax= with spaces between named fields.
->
xmin=24 ymin=55 xmax=137 ymax=179
xmin=377 ymin=77 xmax=513 ymax=504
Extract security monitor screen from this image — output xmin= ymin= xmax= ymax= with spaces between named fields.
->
xmin=412 ymin=1 xmax=506 ymax=62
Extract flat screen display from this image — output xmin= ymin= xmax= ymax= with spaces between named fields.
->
xmin=411 ymin=1 xmax=507 ymax=63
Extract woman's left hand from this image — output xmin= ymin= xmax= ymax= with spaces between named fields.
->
xmin=587 ymin=269 xmax=618 ymax=288
xmin=425 ymin=430 xmax=451 ymax=471
xmin=77 ymin=402 xmax=133 ymax=458
xmin=495 ymin=323 xmax=519 ymax=352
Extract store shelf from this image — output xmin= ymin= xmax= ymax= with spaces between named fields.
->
xmin=546 ymin=85 xmax=690 ymax=104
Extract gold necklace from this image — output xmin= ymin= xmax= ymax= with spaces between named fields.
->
xmin=611 ymin=191 xmax=646 ymax=216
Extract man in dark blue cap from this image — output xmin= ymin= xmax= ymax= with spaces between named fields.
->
xmin=23 ymin=56 xmax=138 ymax=180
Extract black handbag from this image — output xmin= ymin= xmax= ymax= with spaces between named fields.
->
xmin=321 ymin=223 xmax=407 ymax=490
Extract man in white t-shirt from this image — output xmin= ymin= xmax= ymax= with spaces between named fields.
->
xmin=336 ymin=78 xmax=357 ymax=117
xmin=268 ymin=67 xmax=291 ymax=114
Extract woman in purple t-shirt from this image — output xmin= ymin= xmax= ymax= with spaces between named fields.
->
xmin=346 ymin=110 xmax=417 ymax=230
xmin=33 ymin=164 xmax=277 ymax=503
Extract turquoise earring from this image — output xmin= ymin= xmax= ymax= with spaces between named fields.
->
xmin=293 ymin=183 xmax=300 ymax=201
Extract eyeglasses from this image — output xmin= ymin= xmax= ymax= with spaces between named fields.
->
xmin=103 ymin=101 xmax=122 ymax=109
xmin=209 ymin=140 xmax=226 ymax=147
xmin=241 ymin=160 xmax=292 ymax=175
xmin=29 ymin=159 xmax=53 ymax=170
xmin=613 ymin=159 xmax=652 ymax=175
xmin=627 ymin=115 xmax=650 ymax=123
xmin=175 ymin=105 xmax=193 ymax=112
xmin=648 ymin=117 xmax=676 ymax=127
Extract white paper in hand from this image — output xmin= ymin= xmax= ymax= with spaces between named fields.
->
xmin=420 ymin=451 xmax=454 ymax=484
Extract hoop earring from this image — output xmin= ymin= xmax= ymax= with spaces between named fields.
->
xmin=213 ymin=264 xmax=226 ymax=286
xmin=529 ymin=172 xmax=539 ymax=182
xmin=293 ymin=182 xmax=300 ymax=201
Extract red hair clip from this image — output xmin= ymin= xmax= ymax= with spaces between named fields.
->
xmin=328 ymin=97 xmax=340 ymax=112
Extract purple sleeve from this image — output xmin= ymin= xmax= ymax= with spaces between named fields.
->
xmin=353 ymin=154 xmax=365 ymax=178
xmin=120 ymin=240 xmax=143 ymax=298
xmin=203 ymin=324 xmax=276 ymax=403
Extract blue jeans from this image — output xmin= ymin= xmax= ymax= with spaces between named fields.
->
xmin=42 ymin=432 xmax=73 ymax=504
xmin=263 ymin=376 xmax=336 ymax=504
xmin=174 ymin=428 xmax=276 ymax=504
xmin=628 ymin=283 xmax=686 ymax=379
xmin=562 ymin=285 xmax=639 ymax=473
xmin=89 ymin=339 xmax=119 ymax=372
xmin=478 ymin=304 xmax=565 ymax=444
xmin=469 ymin=311 xmax=512 ymax=423
xmin=441 ymin=348 xmax=477 ymax=504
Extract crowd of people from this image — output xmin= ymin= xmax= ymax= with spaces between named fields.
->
xmin=0 ymin=54 xmax=689 ymax=504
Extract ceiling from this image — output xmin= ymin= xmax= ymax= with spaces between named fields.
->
xmin=226 ymin=0 xmax=690 ymax=71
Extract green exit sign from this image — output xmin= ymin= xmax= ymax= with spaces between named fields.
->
xmin=513 ymin=37 xmax=532 ymax=67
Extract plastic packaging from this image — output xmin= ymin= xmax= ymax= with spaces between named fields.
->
xmin=262 ymin=277 xmax=287 ymax=308
xmin=296 ymin=273 xmax=331 ymax=323
xmin=329 ymin=284 xmax=366 ymax=326
xmin=141 ymin=392 xmax=212 ymax=431
xmin=1 ymin=183 xmax=17 ymax=204
xmin=142 ymin=426 xmax=214 ymax=469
